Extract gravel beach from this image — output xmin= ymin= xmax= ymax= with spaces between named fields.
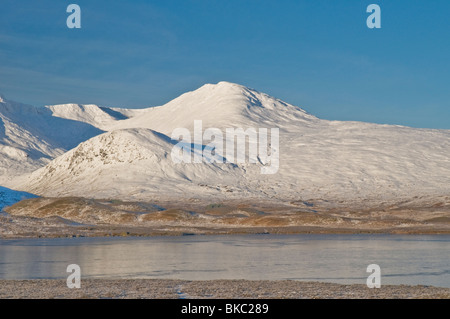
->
xmin=0 ymin=279 xmax=449 ymax=299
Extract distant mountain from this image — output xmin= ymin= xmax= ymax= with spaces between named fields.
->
xmin=45 ymin=103 xmax=131 ymax=130
xmin=10 ymin=82 xmax=450 ymax=205
xmin=0 ymin=95 xmax=104 ymax=184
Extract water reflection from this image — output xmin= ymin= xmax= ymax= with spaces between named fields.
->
xmin=0 ymin=235 xmax=449 ymax=287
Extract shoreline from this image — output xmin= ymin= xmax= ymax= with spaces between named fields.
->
xmin=0 ymin=279 xmax=449 ymax=299
xmin=2 ymin=227 xmax=450 ymax=240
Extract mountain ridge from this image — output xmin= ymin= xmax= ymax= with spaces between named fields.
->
xmin=0 ymin=95 xmax=104 ymax=184
xmin=5 ymin=82 xmax=449 ymax=205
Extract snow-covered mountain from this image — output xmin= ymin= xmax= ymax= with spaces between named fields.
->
xmin=45 ymin=103 xmax=135 ymax=130
xmin=0 ymin=95 xmax=104 ymax=184
xmin=109 ymin=81 xmax=318 ymax=134
xmin=18 ymin=128 xmax=248 ymax=200
xmin=10 ymin=82 xmax=450 ymax=205
xmin=44 ymin=82 xmax=316 ymax=133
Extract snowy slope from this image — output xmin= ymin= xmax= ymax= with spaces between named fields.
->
xmin=13 ymin=82 xmax=450 ymax=204
xmin=45 ymin=103 xmax=130 ymax=130
xmin=19 ymin=128 xmax=249 ymax=200
xmin=0 ymin=95 xmax=104 ymax=184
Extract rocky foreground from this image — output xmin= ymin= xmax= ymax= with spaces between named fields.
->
xmin=0 ymin=279 xmax=448 ymax=299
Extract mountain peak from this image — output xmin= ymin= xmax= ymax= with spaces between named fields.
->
xmin=108 ymin=81 xmax=317 ymax=134
xmin=192 ymin=81 xmax=247 ymax=97
xmin=213 ymin=81 xmax=244 ymax=89
xmin=165 ymin=81 xmax=316 ymax=124
xmin=217 ymin=80 xmax=238 ymax=86
xmin=201 ymin=80 xmax=242 ymax=88
xmin=201 ymin=80 xmax=251 ymax=92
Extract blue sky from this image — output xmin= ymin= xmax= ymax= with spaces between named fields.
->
xmin=0 ymin=0 xmax=449 ymax=129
